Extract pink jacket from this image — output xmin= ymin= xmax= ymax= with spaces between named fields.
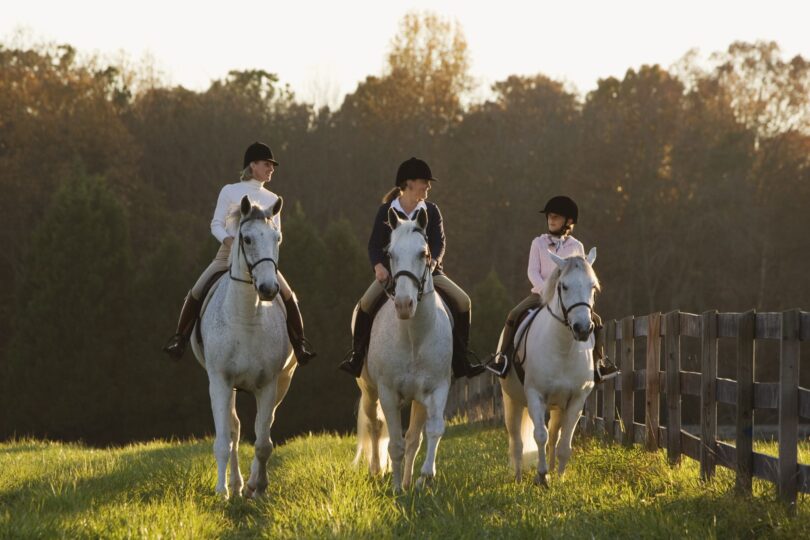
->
xmin=527 ymin=234 xmax=585 ymax=294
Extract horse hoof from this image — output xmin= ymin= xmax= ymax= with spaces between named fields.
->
xmin=244 ymin=485 xmax=255 ymax=499
xmin=416 ymin=475 xmax=434 ymax=491
xmin=534 ymin=473 xmax=548 ymax=488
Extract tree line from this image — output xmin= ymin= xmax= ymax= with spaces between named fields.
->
xmin=1 ymin=13 xmax=808 ymax=444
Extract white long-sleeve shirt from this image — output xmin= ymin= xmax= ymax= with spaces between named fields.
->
xmin=210 ymin=180 xmax=281 ymax=243
xmin=527 ymin=234 xmax=585 ymax=294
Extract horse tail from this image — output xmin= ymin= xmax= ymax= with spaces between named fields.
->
xmin=520 ymin=407 xmax=538 ymax=467
xmin=353 ymin=396 xmax=390 ymax=473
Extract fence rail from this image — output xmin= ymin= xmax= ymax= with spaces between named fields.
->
xmin=445 ymin=309 xmax=809 ymax=505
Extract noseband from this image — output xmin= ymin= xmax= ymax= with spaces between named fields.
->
xmin=229 ymin=217 xmax=278 ymax=285
xmin=546 ymin=281 xmax=593 ymax=332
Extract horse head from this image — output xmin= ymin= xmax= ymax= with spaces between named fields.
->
xmin=548 ymin=247 xmax=599 ymax=341
xmin=387 ymin=206 xmax=432 ymax=320
xmin=234 ymin=195 xmax=283 ymax=301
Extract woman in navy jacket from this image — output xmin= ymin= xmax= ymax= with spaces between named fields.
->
xmin=339 ymin=157 xmax=485 ymax=379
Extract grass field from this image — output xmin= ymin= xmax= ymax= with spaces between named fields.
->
xmin=1 ymin=422 xmax=808 ymax=539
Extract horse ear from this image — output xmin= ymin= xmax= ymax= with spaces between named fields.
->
xmin=387 ymin=206 xmax=402 ymax=230
xmin=240 ymin=195 xmax=252 ymax=216
xmin=586 ymin=247 xmax=597 ymax=266
xmin=549 ymin=251 xmax=566 ymax=268
xmin=267 ymin=196 xmax=283 ymax=218
xmin=415 ymin=207 xmax=428 ymax=230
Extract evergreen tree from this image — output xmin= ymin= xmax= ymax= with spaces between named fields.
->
xmin=470 ymin=270 xmax=513 ymax=358
xmin=3 ymin=171 xmax=133 ymax=442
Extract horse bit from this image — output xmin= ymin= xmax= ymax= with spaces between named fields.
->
xmin=229 ymin=217 xmax=278 ymax=285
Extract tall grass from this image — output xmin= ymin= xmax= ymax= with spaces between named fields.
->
xmin=1 ymin=424 xmax=807 ymax=538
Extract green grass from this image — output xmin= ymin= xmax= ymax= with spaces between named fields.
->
xmin=1 ymin=424 xmax=808 ymax=539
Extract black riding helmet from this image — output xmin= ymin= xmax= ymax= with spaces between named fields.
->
xmin=540 ymin=195 xmax=578 ymax=224
xmin=243 ymin=141 xmax=279 ymax=168
xmin=395 ymin=157 xmax=438 ymax=186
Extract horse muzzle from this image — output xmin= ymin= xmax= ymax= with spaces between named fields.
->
xmin=394 ymin=296 xmax=416 ymax=319
xmin=257 ymin=283 xmax=279 ymax=302
xmin=571 ymin=321 xmax=594 ymax=342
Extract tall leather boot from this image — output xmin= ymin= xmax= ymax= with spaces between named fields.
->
xmin=593 ymin=312 xmax=618 ymax=383
xmin=339 ymin=308 xmax=372 ymax=377
xmin=283 ymin=295 xmax=316 ymax=366
xmin=163 ymin=291 xmax=202 ymax=360
xmin=452 ymin=312 xmax=486 ymax=379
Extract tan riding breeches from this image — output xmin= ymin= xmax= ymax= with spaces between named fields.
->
xmin=358 ymin=273 xmax=471 ymax=314
xmin=506 ymin=293 xmax=543 ymax=326
xmin=191 ymin=242 xmax=292 ymax=301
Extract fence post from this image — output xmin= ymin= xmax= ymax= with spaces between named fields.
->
xmin=700 ymin=310 xmax=718 ymax=481
xmin=736 ymin=310 xmax=755 ymax=494
xmin=645 ymin=312 xmax=661 ymax=451
xmin=665 ymin=310 xmax=681 ymax=465
xmin=604 ymin=319 xmax=617 ymax=443
xmin=778 ymin=309 xmax=799 ymax=505
xmin=621 ymin=316 xmax=635 ymax=447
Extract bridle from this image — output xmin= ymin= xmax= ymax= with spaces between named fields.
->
xmin=546 ymin=280 xmax=593 ymax=333
xmin=386 ymin=230 xmax=433 ymax=301
xmin=229 ymin=217 xmax=278 ymax=285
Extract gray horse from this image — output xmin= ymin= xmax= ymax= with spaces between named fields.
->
xmin=355 ymin=207 xmax=453 ymax=493
xmin=190 ymin=196 xmax=296 ymax=500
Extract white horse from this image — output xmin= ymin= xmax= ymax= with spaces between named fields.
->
xmin=190 ymin=196 xmax=296 ymax=500
xmin=355 ymin=207 xmax=453 ymax=493
xmin=499 ymin=248 xmax=599 ymax=486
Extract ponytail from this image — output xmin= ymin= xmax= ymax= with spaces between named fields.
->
xmin=382 ymin=186 xmax=402 ymax=204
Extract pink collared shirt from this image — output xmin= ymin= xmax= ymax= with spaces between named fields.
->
xmin=527 ymin=234 xmax=585 ymax=294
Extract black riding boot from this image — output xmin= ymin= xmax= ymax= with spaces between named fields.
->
xmin=452 ymin=312 xmax=486 ymax=379
xmin=339 ymin=308 xmax=372 ymax=377
xmin=283 ymin=295 xmax=316 ymax=366
xmin=163 ymin=291 xmax=202 ymax=360
xmin=593 ymin=313 xmax=618 ymax=383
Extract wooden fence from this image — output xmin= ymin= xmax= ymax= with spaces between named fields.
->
xmin=445 ymin=309 xmax=810 ymax=505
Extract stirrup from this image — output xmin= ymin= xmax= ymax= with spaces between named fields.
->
xmin=338 ymin=349 xmax=364 ymax=377
xmin=162 ymin=334 xmax=186 ymax=360
xmin=485 ymin=352 xmax=509 ymax=377
xmin=293 ymin=337 xmax=317 ymax=366
xmin=595 ymin=359 xmax=619 ymax=383
xmin=462 ymin=349 xmax=487 ymax=378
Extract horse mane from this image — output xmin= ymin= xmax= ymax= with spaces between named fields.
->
xmin=230 ymin=204 xmax=276 ymax=227
xmin=388 ymin=220 xmax=425 ymax=250
xmin=542 ymin=256 xmax=601 ymax=304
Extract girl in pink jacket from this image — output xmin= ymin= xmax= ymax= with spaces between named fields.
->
xmin=487 ymin=196 xmax=617 ymax=382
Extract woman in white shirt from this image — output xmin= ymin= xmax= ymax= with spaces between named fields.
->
xmin=162 ymin=142 xmax=315 ymax=365
xmin=487 ymin=196 xmax=616 ymax=382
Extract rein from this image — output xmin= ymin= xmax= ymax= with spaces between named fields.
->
xmin=229 ymin=217 xmax=278 ymax=285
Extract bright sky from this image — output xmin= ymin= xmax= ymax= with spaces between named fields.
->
xmin=4 ymin=0 xmax=809 ymax=109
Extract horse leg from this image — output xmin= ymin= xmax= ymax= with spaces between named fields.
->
xmin=246 ymin=383 xmax=279 ymax=498
xmin=556 ymin=394 xmax=589 ymax=477
xmin=208 ymin=375 xmax=233 ymax=499
xmin=503 ymin=394 xmax=524 ymax=482
xmin=525 ymin=388 xmax=550 ymax=487
xmin=547 ymin=408 xmax=562 ymax=474
xmin=228 ymin=389 xmax=244 ymax=497
xmin=378 ymin=385 xmax=405 ymax=493
xmin=357 ymin=386 xmax=384 ymax=475
xmin=403 ymin=400 xmax=426 ymax=490
xmin=418 ymin=382 xmax=449 ymax=489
